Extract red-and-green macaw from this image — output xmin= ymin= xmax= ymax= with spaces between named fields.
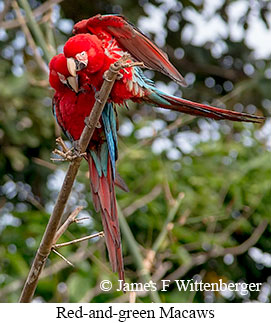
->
xmin=49 ymin=53 xmax=127 ymax=282
xmin=49 ymin=14 xmax=264 ymax=283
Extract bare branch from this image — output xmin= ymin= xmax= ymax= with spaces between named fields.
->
xmin=53 ymin=206 xmax=83 ymax=244
xmin=53 ymin=232 xmax=104 ymax=249
xmin=32 ymin=157 xmax=57 ymax=170
xmin=122 ymin=185 xmax=162 ymax=217
xmin=152 ymin=192 xmax=184 ymax=253
xmin=52 ymin=248 xmax=74 ymax=267
xmin=0 ymin=245 xmax=98 ymax=300
xmin=221 ymin=219 xmax=268 ymax=256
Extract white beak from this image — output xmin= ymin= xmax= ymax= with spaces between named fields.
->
xmin=67 ymin=76 xmax=78 ymax=93
xmin=67 ymin=57 xmax=77 ymax=77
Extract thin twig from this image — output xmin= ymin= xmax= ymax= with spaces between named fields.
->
xmin=1 ymin=245 xmax=97 ymax=300
xmin=122 ymin=185 xmax=162 ymax=217
xmin=19 ymin=57 xmax=131 ymax=303
xmin=152 ymin=192 xmax=184 ymax=253
xmin=32 ymin=157 xmax=57 ymax=170
xmin=53 ymin=232 xmax=104 ymax=249
xmin=142 ymin=192 xmax=184 ymax=272
xmin=52 ymin=248 xmax=74 ymax=267
xmin=163 ymin=178 xmax=175 ymax=207
xmin=75 ymin=217 xmax=89 ymax=223
xmin=53 ymin=206 xmax=83 ymax=244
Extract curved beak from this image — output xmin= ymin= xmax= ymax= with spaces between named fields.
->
xmin=67 ymin=76 xmax=78 ymax=93
xmin=67 ymin=57 xmax=87 ymax=76
xmin=67 ymin=57 xmax=77 ymax=77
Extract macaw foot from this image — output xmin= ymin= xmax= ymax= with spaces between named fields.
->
xmin=103 ymin=54 xmax=145 ymax=82
xmin=119 ymin=53 xmax=146 ymax=69
xmin=51 ymin=137 xmax=86 ymax=162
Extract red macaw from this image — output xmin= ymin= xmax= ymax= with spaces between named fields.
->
xmin=49 ymin=53 xmax=127 ymax=282
xmin=49 ymin=14 xmax=264 ymax=284
xmin=64 ymin=14 xmax=264 ymax=123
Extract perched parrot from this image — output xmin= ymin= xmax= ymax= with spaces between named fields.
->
xmin=64 ymin=14 xmax=264 ymax=123
xmin=49 ymin=14 xmax=264 ymax=283
xmin=49 ymin=53 xmax=127 ymax=282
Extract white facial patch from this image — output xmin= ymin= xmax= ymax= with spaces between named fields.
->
xmin=57 ymin=72 xmax=67 ymax=84
xmin=75 ymin=51 xmax=88 ymax=66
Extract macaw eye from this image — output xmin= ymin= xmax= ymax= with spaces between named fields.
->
xmin=80 ymin=51 xmax=86 ymax=57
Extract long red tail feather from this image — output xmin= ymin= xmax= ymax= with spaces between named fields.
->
xmin=156 ymin=93 xmax=265 ymax=123
xmin=88 ymin=153 xmax=124 ymax=283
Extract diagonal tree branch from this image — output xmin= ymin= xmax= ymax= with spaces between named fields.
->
xmin=19 ymin=56 xmax=133 ymax=303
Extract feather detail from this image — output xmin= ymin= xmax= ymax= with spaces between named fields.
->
xmin=147 ymin=90 xmax=265 ymax=123
xmin=130 ymin=67 xmax=264 ymax=123
xmin=133 ymin=82 xmax=139 ymax=96
xmin=102 ymin=103 xmax=118 ymax=177
xmin=115 ymin=171 xmax=129 ymax=192
xmin=87 ymin=152 xmax=124 ymax=282
xmin=127 ymin=80 xmax=133 ymax=93
xmin=73 ymin=14 xmax=187 ymax=86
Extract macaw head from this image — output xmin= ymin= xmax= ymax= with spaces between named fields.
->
xmin=63 ymin=34 xmax=104 ymax=76
xmin=49 ymin=54 xmax=78 ymax=93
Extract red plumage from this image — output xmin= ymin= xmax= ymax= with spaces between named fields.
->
xmin=63 ymin=32 xmax=264 ymax=123
xmin=73 ymin=14 xmax=187 ymax=86
xmin=88 ymin=154 xmax=124 ymax=282
xmin=49 ymin=54 xmax=125 ymax=282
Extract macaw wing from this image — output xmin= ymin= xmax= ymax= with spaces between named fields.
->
xmin=73 ymin=14 xmax=187 ymax=87
xmin=52 ymin=96 xmax=74 ymax=142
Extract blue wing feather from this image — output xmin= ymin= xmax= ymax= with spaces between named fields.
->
xmin=102 ymin=103 xmax=118 ymax=178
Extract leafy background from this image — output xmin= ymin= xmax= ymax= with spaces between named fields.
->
xmin=0 ymin=0 xmax=270 ymax=303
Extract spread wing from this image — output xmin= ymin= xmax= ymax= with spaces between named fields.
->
xmin=73 ymin=14 xmax=187 ymax=87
